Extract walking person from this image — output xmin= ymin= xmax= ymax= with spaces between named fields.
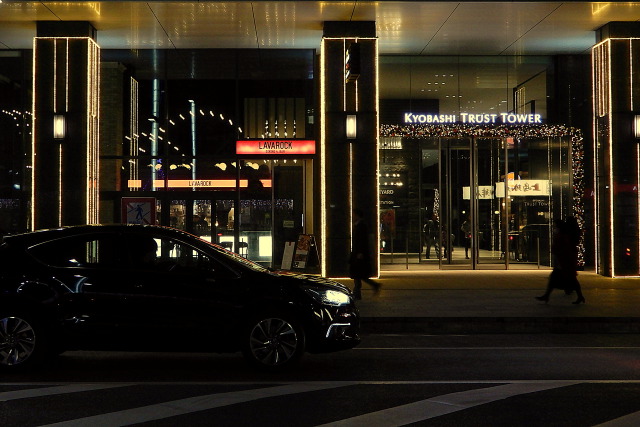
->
xmin=536 ymin=217 xmax=585 ymax=304
xmin=350 ymin=208 xmax=381 ymax=300
xmin=461 ymin=216 xmax=471 ymax=259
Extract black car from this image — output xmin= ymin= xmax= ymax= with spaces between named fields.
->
xmin=0 ymin=225 xmax=360 ymax=370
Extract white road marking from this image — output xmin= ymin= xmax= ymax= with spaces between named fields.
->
xmin=356 ymin=347 xmax=640 ymax=350
xmin=594 ymin=411 xmax=640 ymax=427
xmin=0 ymin=383 xmax=131 ymax=402
xmin=316 ymin=381 xmax=580 ymax=427
xmin=4 ymin=380 xmax=639 ymax=426
xmin=38 ymin=382 xmax=357 ymax=427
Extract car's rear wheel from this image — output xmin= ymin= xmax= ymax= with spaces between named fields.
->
xmin=0 ymin=314 xmax=47 ymax=370
xmin=242 ymin=315 xmax=305 ymax=370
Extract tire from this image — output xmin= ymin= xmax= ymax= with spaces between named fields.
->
xmin=242 ymin=314 xmax=305 ymax=371
xmin=0 ymin=314 xmax=48 ymax=370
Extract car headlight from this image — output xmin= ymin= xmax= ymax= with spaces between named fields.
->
xmin=303 ymin=287 xmax=351 ymax=306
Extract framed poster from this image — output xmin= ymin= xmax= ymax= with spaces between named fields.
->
xmin=121 ymin=197 xmax=156 ymax=225
xmin=281 ymin=241 xmax=296 ymax=270
xmin=292 ymin=234 xmax=320 ymax=271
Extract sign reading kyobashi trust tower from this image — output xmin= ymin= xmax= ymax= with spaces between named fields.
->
xmin=403 ymin=112 xmax=543 ymax=125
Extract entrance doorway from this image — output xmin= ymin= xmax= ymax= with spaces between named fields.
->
xmin=166 ymin=198 xmax=236 ymax=248
xmin=380 ymin=132 xmax=574 ymax=270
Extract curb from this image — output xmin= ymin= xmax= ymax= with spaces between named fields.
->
xmin=360 ymin=317 xmax=640 ymax=334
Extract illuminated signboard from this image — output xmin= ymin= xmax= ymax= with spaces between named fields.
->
xmin=403 ymin=113 xmax=543 ymax=125
xmin=236 ymin=140 xmax=316 ymax=155
xmin=460 ymin=181 xmax=550 ymax=199
xmin=128 ymin=179 xmax=272 ymax=189
xmin=495 ymin=180 xmax=550 ymax=197
xmin=463 ymin=186 xmax=495 ymax=200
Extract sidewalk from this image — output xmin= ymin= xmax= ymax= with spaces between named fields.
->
xmin=336 ymin=269 xmax=640 ymax=334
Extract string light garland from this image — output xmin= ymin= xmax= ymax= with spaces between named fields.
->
xmin=381 ymin=123 xmax=586 ymax=266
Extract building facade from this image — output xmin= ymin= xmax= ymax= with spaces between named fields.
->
xmin=0 ymin=2 xmax=639 ymax=277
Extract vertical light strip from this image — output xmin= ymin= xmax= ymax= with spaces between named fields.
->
xmin=87 ymin=39 xmax=92 ymax=224
xmin=85 ymin=39 xmax=100 ymax=224
xmin=343 ymin=39 xmax=347 ymax=112
xmin=65 ymin=38 xmax=69 ymax=112
xmin=95 ymin=39 xmax=101 ymax=224
xmin=348 ymin=38 xmax=354 ymax=263
xmin=635 ymin=40 xmax=640 ymax=273
xmin=130 ymin=77 xmax=139 ymax=188
xmin=151 ymin=79 xmax=160 ymax=191
xmin=349 ymin=142 xmax=353 ymax=254
xmin=55 ymin=40 xmax=62 ymax=225
xmin=374 ymin=37 xmax=380 ymax=277
xmin=354 ymin=38 xmax=359 ymax=113
xmin=592 ymin=44 xmax=599 ymax=272
xmin=53 ymin=39 xmax=57 ymax=114
xmin=637 ymin=124 xmax=640 ymax=272
xmin=630 ymin=40 xmax=634 ymax=111
xmin=59 ymin=144 xmax=63 ymax=226
xmin=607 ymin=40 xmax=615 ymax=276
xmin=320 ymin=38 xmax=327 ymax=277
xmin=190 ymin=100 xmax=197 ymax=185
xmin=31 ymin=37 xmax=37 ymax=230
xmin=86 ymin=39 xmax=92 ymax=224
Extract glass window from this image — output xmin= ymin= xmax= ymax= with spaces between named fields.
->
xmin=124 ymin=234 xmax=231 ymax=277
xmin=28 ymin=234 xmax=120 ymax=268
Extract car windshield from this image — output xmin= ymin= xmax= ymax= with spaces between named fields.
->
xmin=197 ymin=237 xmax=271 ymax=274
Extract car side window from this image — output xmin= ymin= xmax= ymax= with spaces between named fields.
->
xmin=28 ymin=234 xmax=120 ymax=268
xmin=125 ymin=234 xmax=233 ymax=278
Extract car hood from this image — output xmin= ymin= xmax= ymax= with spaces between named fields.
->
xmin=274 ymin=271 xmax=352 ymax=294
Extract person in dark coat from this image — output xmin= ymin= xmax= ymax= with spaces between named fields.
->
xmin=350 ymin=208 xmax=381 ymax=300
xmin=536 ymin=217 xmax=585 ymax=304
xmin=423 ymin=213 xmax=438 ymax=259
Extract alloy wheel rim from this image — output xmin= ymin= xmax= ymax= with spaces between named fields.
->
xmin=0 ymin=317 xmax=36 ymax=366
xmin=249 ymin=318 xmax=298 ymax=366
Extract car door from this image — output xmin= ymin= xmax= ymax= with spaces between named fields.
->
xmin=26 ymin=232 xmax=144 ymax=348
xmin=118 ymin=232 xmax=250 ymax=351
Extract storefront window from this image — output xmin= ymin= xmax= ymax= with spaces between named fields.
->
xmin=91 ymin=49 xmax=315 ymax=269
xmin=0 ymin=52 xmax=30 ymax=235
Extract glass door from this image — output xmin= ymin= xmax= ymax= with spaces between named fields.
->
xmin=438 ymin=137 xmax=473 ymax=268
xmin=473 ymin=138 xmax=507 ymax=268
xmin=414 ymin=134 xmax=566 ymax=271
xmin=168 ymin=198 xmax=235 ymax=248
xmin=238 ymin=159 xmax=309 ymax=268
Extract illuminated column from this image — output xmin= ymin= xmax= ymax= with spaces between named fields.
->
xmin=592 ymin=22 xmax=640 ymax=276
xmin=32 ymin=22 xmax=99 ymax=229
xmin=321 ymin=22 xmax=379 ymax=277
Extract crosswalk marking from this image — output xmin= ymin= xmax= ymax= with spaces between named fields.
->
xmin=316 ymin=381 xmax=579 ymax=427
xmin=2 ymin=381 xmax=639 ymax=426
xmin=0 ymin=383 xmax=131 ymax=402
xmin=38 ymin=382 xmax=357 ymax=427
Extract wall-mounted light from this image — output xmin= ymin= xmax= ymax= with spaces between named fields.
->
xmin=634 ymin=115 xmax=640 ymax=139
xmin=346 ymin=114 xmax=357 ymax=139
xmin=53 ymin=114 xmax=66 ymax=139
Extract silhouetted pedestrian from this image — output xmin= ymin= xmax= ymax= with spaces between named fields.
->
xmin=536 ymin=217 xmax=585 ymax=304
xmin=350 ymin=208 xmax=381 ymax=300
xmin=423 ymin=213 xmax=438 ymax=259
xmin=461 ymin=217 xmax=471 ymax=259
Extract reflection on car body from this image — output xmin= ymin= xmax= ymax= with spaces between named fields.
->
xmin=0 ymin=225 xmax=360 ymax=370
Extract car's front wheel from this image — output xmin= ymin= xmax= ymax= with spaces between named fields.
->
xmin=242 ymin=315 xmax=305 ymax=370
xmin=0 ymin=314 xmax=46 ymax=370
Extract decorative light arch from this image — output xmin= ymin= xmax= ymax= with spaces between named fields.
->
xmin=380 ymin=123 xmax=585 ymax=267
